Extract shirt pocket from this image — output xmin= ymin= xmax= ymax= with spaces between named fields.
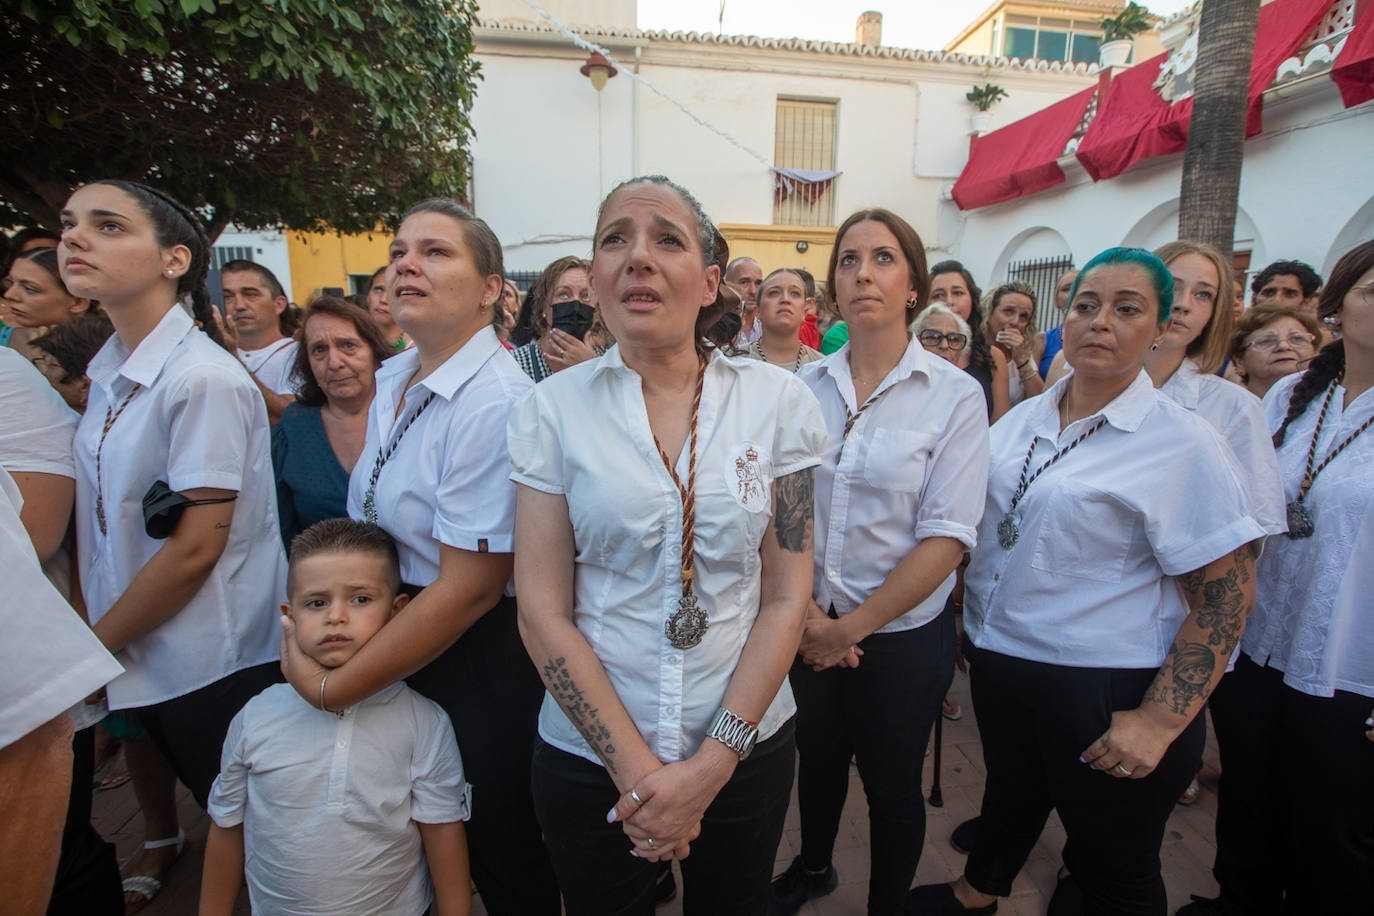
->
xmin=861 ymin=427 xmax=931 ymax=493
xmin=1030 ymin=481 xmax=1132 ymax=584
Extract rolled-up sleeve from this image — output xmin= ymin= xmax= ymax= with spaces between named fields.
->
xmin=507 ymin=387 xmax=566 ymax=495
xmin=914 ymin=385 xmax=989 ymax=550
xmin=770 ymin=378 xmax=827 ymax=477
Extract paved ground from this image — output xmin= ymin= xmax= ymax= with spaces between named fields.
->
xmin=92 ymin=669 xmax=1223 ymax=915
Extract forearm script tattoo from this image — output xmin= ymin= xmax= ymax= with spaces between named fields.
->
xmin=541 ymin=656 xmax=618 ymax=774
xmin=1144 ymin=548 xmax=1253 ymax=716
xmin=772 ymin=468 xmax=814 ymax=553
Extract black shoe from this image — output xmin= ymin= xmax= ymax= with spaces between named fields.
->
xmin=906 ymin=882 xmax=998 ymax=915
xmin=768 ymin=856 xmax=838 ymax=916
xmin=950 ymin=816 xmax=980 ymax=855
xmin=654 ymin=860 xmax=676 ymax=906
xmin=1175 ymin=894 xmax=1246 ymax=915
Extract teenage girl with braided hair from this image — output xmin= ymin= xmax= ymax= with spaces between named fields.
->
xmin=1185 ymin=239 xmax=1374 ymax=916
xmin=58 ymin=183 xmax=287 ymax=869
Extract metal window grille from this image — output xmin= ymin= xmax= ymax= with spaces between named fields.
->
xmin=773 ymin=99 xmax=837 ymax=227
xmin=505 ymin=271 xmax=540 ymax=293
xmin=1006 ymin=255 xmax=1075 ymax=333
xmin=209 ymin=246 xmax=254 ymax=270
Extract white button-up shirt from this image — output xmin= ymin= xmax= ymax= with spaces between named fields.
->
xmin=1243 ymin=373 xmax=1374 ymax=698
xmin=347 ymin=327 xmax=532 ymax=587
xmin=76 ymin=307 xmax=286 ymax=708
xmin=1160 ymin=359 xmax=1286 ymax=537
xmin=208 ymin=682 xmax=469 ymax=915
xmin=0 ymin=467 xmax=123 ymax=749
xmin=507 ymin=346 xmax=826 ymax=764
xmin=798 ymin=339 xmax=989 ymax=632
xmin=0 ymin=347 xmax=77 ymax=477
xmin=965 ymin=370 xmax=1264 ymax=669
xmin=239 ymin=338 xmax=299 ymax=396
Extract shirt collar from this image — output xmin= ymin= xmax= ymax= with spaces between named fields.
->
xmin=816 ymin=335 xmax=934 ymax=408
xmin=588 ymin=342 xmax=729 ymax=380
xmin=1159 ymin=358 xmax=1201 ymax=409
xmin=376 ymin=325 xmax=503 ymax=400
xmin=87 ymin=305 xmax=195 ymax=394
xmin=1029 ymin=367 xmax=1158 ymax=439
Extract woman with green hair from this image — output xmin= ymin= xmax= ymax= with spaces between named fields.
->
xmin=910 ymin=248 xmax=1264 ymax=916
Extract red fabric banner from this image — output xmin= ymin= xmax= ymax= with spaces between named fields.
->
xmin=1332 ymin=3 xmax=1374 ymax=107
xmin=1076 ymin=0 xmax=1336 ymax=181
xmin=951 ymin=87 xmax=1096 ymax=211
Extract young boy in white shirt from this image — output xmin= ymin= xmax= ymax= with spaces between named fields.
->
xmin=199 ymin=519 xmax=471 ymax=916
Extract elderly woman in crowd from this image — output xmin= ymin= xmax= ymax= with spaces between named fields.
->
xmin=511 ymin=175 xmax=825 ymax=915
xmin=984 ymin=281 xmax=1046 ymax=406
xmin=510 ymin=255 xmax=601 ymax=383
xmin=929 ymin=260 xmax=1010 ymax=421
xmin=772 ymin=211 xmax=988 ymax=916
xmin=910 ymin=247 xmax=1263 ymax=916
xmin=1228 ymin=302 xmax=1322 ymax=399
xmin=741 ymin=267 xmax=823 ymax=372
xmin=272 ymin=296 xmax=391 ymax=546
xmin=1185 ymin=240 xmax=1374 ymax=915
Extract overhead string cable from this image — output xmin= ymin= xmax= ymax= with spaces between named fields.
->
xmin=517 ymin=0 xmax=773 ymax=168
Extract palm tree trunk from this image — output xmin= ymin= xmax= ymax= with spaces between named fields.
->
xmin=1177 ymin=0 xmax=1262 ymax=259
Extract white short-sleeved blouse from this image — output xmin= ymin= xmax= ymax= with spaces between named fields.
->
xmin=347 ymin=327 xmax=532 ymax=588
xmin=965 ymin=370 xmax=1265 ymax=669
xmin=1242 ymin=372 xmax=1374 ymax=698
xmin=507 ymin=345 xmax=826 ymax=764
xmin=76 ymin=307 xmax=287 ymax=709
xmin=799 ymin=339 xmax=990 ymax=633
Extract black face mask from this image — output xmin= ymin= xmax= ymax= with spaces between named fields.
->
xmin=550 ymin=301 xmax=595 ymax=341
xmin=142 ymin=480 xmax=237 ymax=539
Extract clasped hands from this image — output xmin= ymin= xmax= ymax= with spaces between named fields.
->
xmin=799 ymin=601 xmax=863 ymax=671
xmin=607 ymin=746 xmax=736 ymax=862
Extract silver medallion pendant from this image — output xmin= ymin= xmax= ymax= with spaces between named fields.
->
xmin=997 ymin=512 xmax=1021 ymax=550
xmin=1285 ymin=500 xmax=1315 ymax=539
xmin=362 ymin=487 xmax=378 ymax=525
xmin=665 ymin=593 xmax=710 ymax=649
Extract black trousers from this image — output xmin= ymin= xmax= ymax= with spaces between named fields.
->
xmin=47 ymin=726 xmax=122 ymax=916
xmin=531 ymin=719 xmax=796 ymax=916
xmin=405 ymin=594 xmax=560 ymax=916
xmin=1208 ymin=653 xmax=1374 ymax=914
xmin=790 ymin=609 xmax=953 ymax=916
xmin=135 ymin=661 xmax=283 ymax=809
xmin=964 ymin=646 xmax=1204 ymax=916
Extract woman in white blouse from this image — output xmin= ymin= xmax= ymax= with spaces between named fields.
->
xmin=770 ymin=210 xmax=989 ymax=916
xmin=58 ymin=181 xmax=287 ymax=815
xmin=910 ymin=248 xmax=1263 ymax=916
xmin=1186 ymin=240 xmax=1374 ymax=915
xmin=510 ymin=176 xmax=825 ymax=915
xmin=278 ymin=200 xmax=558 ymax=915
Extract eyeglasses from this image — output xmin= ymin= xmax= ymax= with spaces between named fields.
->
xmin=1245 ymin=332 xmax=1317 ymax=352
xmin=917 ymin=329 xmax=968 ymax=351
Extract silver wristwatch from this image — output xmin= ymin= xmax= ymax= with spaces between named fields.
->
xmin=706 ymin=706 xmax=759 ymax=760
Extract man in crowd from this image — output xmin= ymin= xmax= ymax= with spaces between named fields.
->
xmin=221 ymin=260 xmax=297 ymax=422
xmin=1251 ymin=259 xmax=1322 ymax=311
xmin=726 ymin=256 xmax=763 ymax=347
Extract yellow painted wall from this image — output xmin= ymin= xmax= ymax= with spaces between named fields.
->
xmin=717 ymin=223 xmax=837 ymax=283
xmin=285 ymin=229 xmax=392 ymax=305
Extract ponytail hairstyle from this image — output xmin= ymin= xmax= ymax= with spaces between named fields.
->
xmin=1272 ymin=239 xmax=1374 ymax=447
xmin=88 ymin=180 xmax=226 ymax=350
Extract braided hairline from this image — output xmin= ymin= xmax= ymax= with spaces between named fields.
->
xmin=1273 ymin=341 xmax=1344 ymax=448
xmin=88 ymin=179 xmax=225 ymax=349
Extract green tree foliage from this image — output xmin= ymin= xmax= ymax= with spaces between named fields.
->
xmin=1 ymin=0 xmax=482 ymax=238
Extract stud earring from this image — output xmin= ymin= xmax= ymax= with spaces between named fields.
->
xmin=166 ymin=269 xmax=174 ymax=277
xmin=1150 ymin=343 xmax=1160 ymax=351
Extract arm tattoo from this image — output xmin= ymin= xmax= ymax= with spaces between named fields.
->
xmin=1144 ymin=640 xmax=1216 ymax=715
xmin=1179 ymin=555 xmax=1252 ymax=654
xmin=772 ymin=467 xmax=814 ymax=553
xmin=540 ymin=657 xmax=618 ymax=775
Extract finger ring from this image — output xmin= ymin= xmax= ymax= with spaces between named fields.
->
xmin=647 ymin=837 xmax=655 ymax=849
xmin=1113 ymin=763 xmax=1132 ymax=777
xmin=630 ymin=788 xmax=643 ymax=805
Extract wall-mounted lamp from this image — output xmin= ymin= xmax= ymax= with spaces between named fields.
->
xmin=795 ymin=240 xmax=809 ymax=253
xmin=580 ymin=52 xmax=618 ymax=92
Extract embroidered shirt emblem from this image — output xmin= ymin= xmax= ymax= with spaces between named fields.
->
xmin=735 ymin=446 xmax=766 ymax=508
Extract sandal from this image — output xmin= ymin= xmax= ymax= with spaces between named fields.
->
xmin=941 ymin=697 xmax=963 ymax=721
xmin=122 ymin=828 xmax=184 ymax=915
xmin=1178 ymin=776 xmax=1200 ymax=806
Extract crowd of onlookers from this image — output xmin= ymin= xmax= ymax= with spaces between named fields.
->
xmin=1 ymin=180 xmax=1370 ymax=916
